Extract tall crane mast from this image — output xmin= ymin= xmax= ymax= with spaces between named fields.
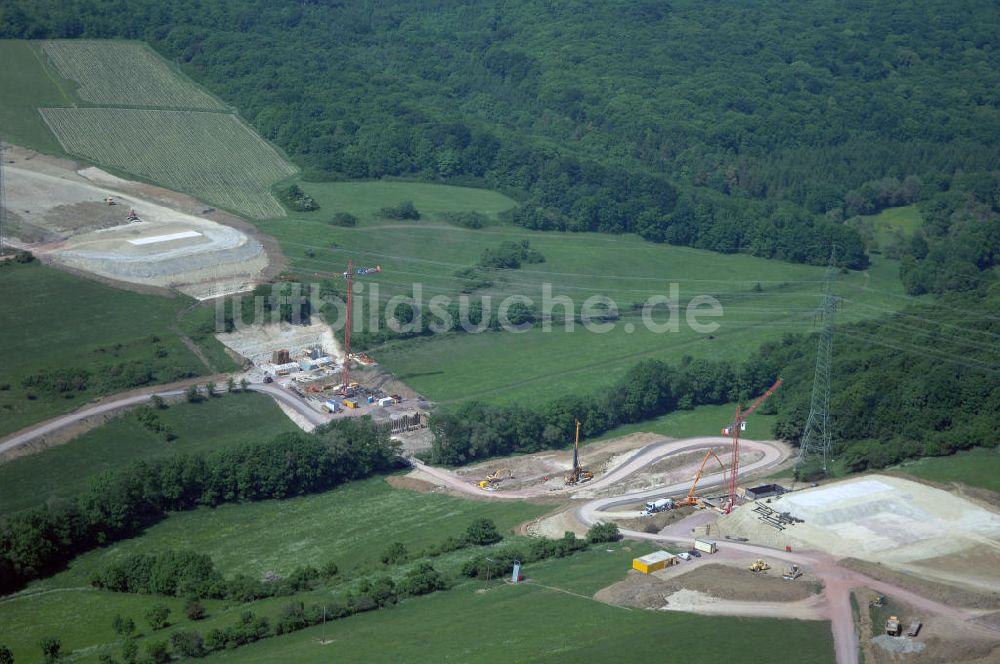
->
xmin=722 ymin=378 xmax=782 ymax=513
xmin=338 ymin=260 xmax=381 ymax=393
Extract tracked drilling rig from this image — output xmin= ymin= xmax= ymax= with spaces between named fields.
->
xmin=565 ymin=419 xmax=593 ymax=485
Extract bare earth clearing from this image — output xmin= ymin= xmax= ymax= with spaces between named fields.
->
xmin=3 ymin=145 xmax=272 ymax=299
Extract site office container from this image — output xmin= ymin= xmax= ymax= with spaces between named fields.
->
xmin=694 ymin=538 xmax=717 ymax=554
xmin=632 ymin=550 xmax=676 ymax=574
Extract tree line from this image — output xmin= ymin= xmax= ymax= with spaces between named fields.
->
xmin=0 ymin=419 xmax=401 ymax=594
xmin=429 ymin=355 xmax=779 ymax=465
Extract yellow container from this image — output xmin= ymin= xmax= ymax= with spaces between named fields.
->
xmin=632 ymin=550 xmax=675 ymax=574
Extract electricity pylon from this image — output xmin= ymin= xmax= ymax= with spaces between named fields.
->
xmin=796 ymin=250 xmax=838 ymax=473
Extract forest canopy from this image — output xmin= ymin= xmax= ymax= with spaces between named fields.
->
xmin=6 ymin=0 xmax=1000 ymax=272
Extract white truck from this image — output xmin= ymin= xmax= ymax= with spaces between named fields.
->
xmin=640 ymin=498 xmax=673 ymax=516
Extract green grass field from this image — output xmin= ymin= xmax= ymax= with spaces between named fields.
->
xmin=292 ymin=180 xmax=518 ymax=222
xmin=257 ymin=198 xmax=914 ymax=404
xmin=858 ymin=204 xmax=924 ymax=255
xmin=893 ymin=447 xmax=1000 ymax=493
xmin=0 ymin=261 xmax=235 ymax=437
xmin=0 ymin=478 xmax=550 ymax=661
xmin=0 ymin=392 xmax=297 ymax=516
xmin=0 ymin=40 xmax=78 ymax=154
xmin=589 ymin=401 xmax=777 ymax=444
xmin=864 ymin=205 xmax=923 ymax=236
xmin=192 ymin=546 xmax=834 ymax=664
xmin=51 ymin=478 xmax=550 ymax=587
xmin=0 ymin=481 xmax=833 ymax=664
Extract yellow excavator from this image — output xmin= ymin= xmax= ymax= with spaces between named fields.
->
xmin=478 ymin=468 xmax=513 ymax=490
xmin=749 ymin=559 xmax=770 ymax=573
xmin=565 ymin=420 xmax=594 ymax=485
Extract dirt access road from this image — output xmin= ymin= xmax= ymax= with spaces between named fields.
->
xmin=0 ymin=380 xmax=329 ymax=458
xmin=410 ymin=436 xmax=783 ymax=501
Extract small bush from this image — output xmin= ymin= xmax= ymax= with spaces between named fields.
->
xmin=330 ymin=212 xmax=358 ymax=227
xmin=479 ymin=240 xmax=545 ymax=269
xmin=170 ymin=631 xmax=205 ymax=658
xmin=380 ymin=541 xmax=408 ymax=565
xmin=184 ymin=601 xmax=206 ymax=621
xmin=440 ymin=211 xmax=489 ymax=229
xmin=586 ymin=522 xmax=621 ymax=543
xmin=144 ymin=604 xmax=171 ymax=630
xmin=464 ymin=518 xmax=502 ymax=545
xmin=279 ymin=184 xmax=319 ymax=212
xmin=378 ymin=200 xmax=420 ymax=220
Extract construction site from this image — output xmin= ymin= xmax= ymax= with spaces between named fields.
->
xmin=2 ymin=145 xmax=272 ymax=299
xmin=395 ymin=346 xmax=1000 ymax=664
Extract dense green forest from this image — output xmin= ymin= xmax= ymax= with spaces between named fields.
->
xmin=1 ymin=1 xmax=998 ymax=469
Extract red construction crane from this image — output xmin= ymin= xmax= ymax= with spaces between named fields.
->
xmin=722 ymin=378 xmax=782 ymax=513
xmin=338 ymin=260 xmax=381 ymax=393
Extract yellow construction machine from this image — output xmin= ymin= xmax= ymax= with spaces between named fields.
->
xmin=564 ymin=420 xmax=594 ymax=485
xmin=478 ymin=468 xmax=513 ymax=490
xmin=749 ymin=559 xmax=770 ymax=573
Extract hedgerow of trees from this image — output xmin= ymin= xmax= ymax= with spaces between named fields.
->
xmin=0 ymin=420 xmax=401 ymax=594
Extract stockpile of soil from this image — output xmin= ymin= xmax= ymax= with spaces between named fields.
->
xmin=596 ymin=563 xmax=821 ymax=609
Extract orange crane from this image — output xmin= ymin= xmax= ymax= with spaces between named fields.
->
xmin=673 ymin=450 xmax=727 ymax=508
xmin=723 ymin=378 xmax=782 ymax=514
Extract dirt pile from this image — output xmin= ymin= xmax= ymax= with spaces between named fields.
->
xmin=596 ymin=563 xmax=821 ymax=611
xmin=594 ymin=570 xmax=677 ymax=609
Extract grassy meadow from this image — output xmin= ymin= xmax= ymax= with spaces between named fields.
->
xmin=0 ymin=478 xmax=834 ymax=664
xmin=260 ymin=190 xmax=914 ymax=404
xmin=893 ymin=447 xmax=1000 ymax=493
xmin=0 ymin=261 xmax=235 ymax=437
xmin=588 ymin=401 xmax=778 ymax=445
xmin=0 ymin=392 xmax=296 ymax=516
xmin=0 ymin=40 xmax=77 ymax=155
xmin=193 ymin=545 xmax=834 ymax=664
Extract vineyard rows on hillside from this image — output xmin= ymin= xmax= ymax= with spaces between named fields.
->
xmin=40 ymin=107 xmax=298 ymax=218
xmin=42 ymin=40 xmax=226 ymax=110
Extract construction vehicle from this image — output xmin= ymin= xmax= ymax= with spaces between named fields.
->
xmin=564 ymin=420 xmax=593 ymax=485
xmin=907 ymin=622 xmax=922 ymax=637
xmin=720 ymin=378 xmax=782 ymax=513
xmin=336 ymin=261 xmax=382 ymax=394
xmin=749 ymin=559 xmax=770 ymax=573
xmin=885 ymin=616 xmax=901 ymax=637
xmin=126 ymin=207 xmax=139 ymax=222
xmin=478 ymin=468 xmax=513 ymax=490
xmin=869 ymin=594 xmax=885 ymax=608
xmin=104 ymin=196 xmax=116 ymax=205
xmin=640 ymin=498 xmax=673 ymax=516
xmin=782 ymin=564 xmax=802 ymax=580
xmin=673 ymin=450 xmax=727 ymax=509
